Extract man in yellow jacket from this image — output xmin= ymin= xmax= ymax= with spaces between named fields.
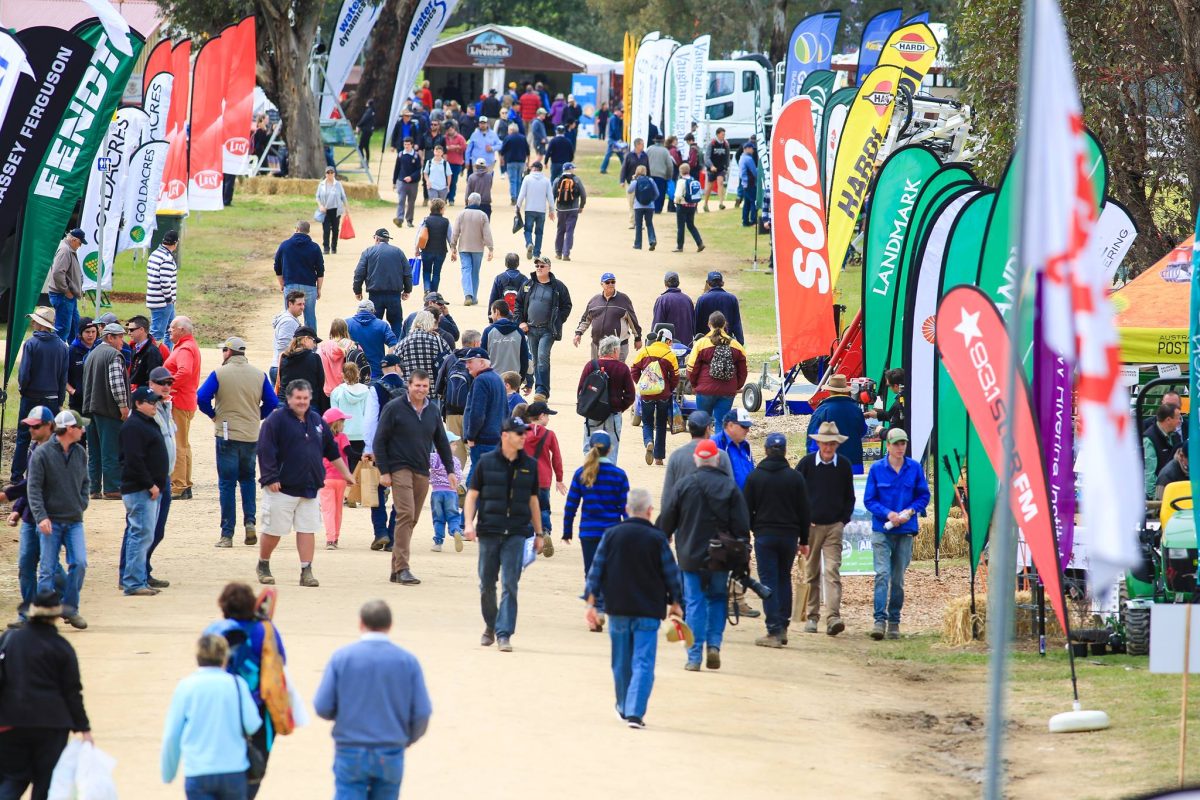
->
xmin=631 ymin=329 xmax=680 ymax=465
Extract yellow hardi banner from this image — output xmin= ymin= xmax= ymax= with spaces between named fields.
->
xmin=825 ymin=23 xmax=939 ymax=287
xmin=623 ymin=33 xmax=635 ymax=142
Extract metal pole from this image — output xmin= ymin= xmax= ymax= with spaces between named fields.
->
xmin=983 ymin=1 xmax=1036 ymax=796
xmin=95 ymin=192 xmax=104 ymax=318
xmin=1181 ymin=602 xmax=1193 ymax=788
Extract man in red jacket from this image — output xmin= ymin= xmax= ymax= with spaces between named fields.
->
xmin=165 ymin=316 xmax=201 ymax=499
xmin=576 ymin=335 xmax=636 ymax=464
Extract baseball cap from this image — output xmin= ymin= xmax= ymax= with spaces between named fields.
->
xmin=424 ymin=291 xmax=446 ymax=305
xmin=381 ymin=353 xmax=402 ymax=368
xmin=555 ymin=125 xmax=565 ymax=133
xmin=474 ymin=157 xmax=487 ymax=166
xmin=149 ymin=366 xmax=174 ymax=384
xmin=161 ymin=229 xmax=179 ymax=245
xmin=54 ymin=410 xmax=88 ymax=429
xmin=323 ymin=408 xmax=351 ymax=424
xmin=724 ymin=408 xmax=753 ymax=428
xmin=68 ymin=228 xmax=87 ymax=243
xmin=22 ymin=406 xmax=55 ymax=426
xmin=657 ymin=328 xmax=674 ymax=343
xmin=295 ymin=326 xmax=322 ymax=342
xmin=501 ymin=416 xmax=528 ymax=434
xmin=694 ymin=439 xmax=719 ymax=460
xmin=588 ymin=430 xmax=612 ymax=450
xmin=600 ymin=272 xmax=616 ymax=283
xmin=525 ymin=400 xmax=556 ymax=417
xmin=886 ymin=428 xmax=909 ymax=444
xmin=132 ymin=386 xmax=161 ymax=405
xmin=686 ymin=409 xmax=712 ymax=434
xmin=101 ymin=322 xmax=125 ymax=336
xmin=462 ymin=347 xmax=489 ymax=360
xmin=374 ymin=228 xmax=391 ymax=239
xmin=222 ymin=336 xmax=246 ymax=353
xmin=357 ymin=299 xmax=376 ymax=313
xmin=478 ymin=115 xmax=489 ymax=122
xmin=563 ymin=162 xmax=575 ymax=171
xmin=707 ymin=270 xmax=724 ymax=285
xmin=764 ymin=432 xmax=788 ymax=450
xmin=97 ymin=313 xmax=119 ymax=325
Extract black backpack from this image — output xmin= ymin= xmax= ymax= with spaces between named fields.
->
xmin=556 ymin=174 xmax=578 ymax=206
xmin=634 ymin=175 xmax=656 ymax=205
xmin=441 ymin=357 xmax=472 ymax=415
xmin=576 ymin=360 xmax=613 ymax=422
xmin=708 ymin=338 xmax=736 ymax=382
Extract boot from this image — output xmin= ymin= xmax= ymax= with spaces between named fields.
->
xmin=754 ymin=633 xmax=782 ymax=648
xmin=827 ymin=617 xmax=846 ymax=637
xmin=300 ymin=566 xmax=320 ymax=587
xmin=244 ymin=524 xmax=257 ymax=546
xmin=256 ymin=559 xmax=275 ymax=585
xmin=870 ymin=621 xmax=886 ymax=640
xmin=886 ymin=622 xmax=900 ymax=640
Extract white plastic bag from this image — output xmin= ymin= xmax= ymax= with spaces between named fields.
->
xmin=285 ymin=665 xmax=310 ymax=728
xmin=47 ymin=739 xmax=81 ymax=800
xmin=75 ymin=742 xmax=118 ymax=800
xmin=522 ymin=536 xmax=536 ymax=570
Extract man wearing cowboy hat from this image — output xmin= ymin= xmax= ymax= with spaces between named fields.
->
xmin=797 ymin=422 xmax=857 ymax=636
xmin=11 ymin=307 xmax=69 ymax=484
xmin=806 ymin=374 xmax=869 ymax=472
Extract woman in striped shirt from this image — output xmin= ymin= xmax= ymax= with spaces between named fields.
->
xmin=563 ymin=431 xmax=629 ymax=632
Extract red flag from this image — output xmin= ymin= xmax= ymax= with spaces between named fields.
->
xmin=156 ymin=38 xmax=192 ymax=215
xmin=143 ymin=37 xmax=172 ymax=99
xmin=936 ymin=285 xmax=1067 ymax=631
xmin=167 ymin=39 xmax=191 ymax=133
xmin=222 ymin=17 xmax=256 ymax=176
xmin=188 ymin=31 xmax=227 ymax=211
xmin=770 ymin=96 xmax=837 ymax=369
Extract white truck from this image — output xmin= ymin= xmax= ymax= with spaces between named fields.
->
xmin=697 ymin=56 xmax=773 ymax=147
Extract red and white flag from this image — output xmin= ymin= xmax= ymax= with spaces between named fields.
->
xmin=1023 ymin=0 xmax=1095 ymax=363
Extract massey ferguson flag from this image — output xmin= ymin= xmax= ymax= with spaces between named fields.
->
xmin=222 ymin=17 xmax=256 ymax=176
xmin=936 ymin=286 xmax=1068 ymax=632
xmin=1023 ymin=0 xmax=1096 ymax=362
xmin=188 ymin=31 xmax=227 ymax=211
xmin=0 ymin=31 xmax=35 ymax=134
xmin=321 ymin=0 xmax=383 ymax=119
xmin=771 ymin=97 xmax=837 ymax=369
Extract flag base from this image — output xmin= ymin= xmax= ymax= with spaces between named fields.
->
xmin=1049 ymin=702 xmax=1110 ymax=733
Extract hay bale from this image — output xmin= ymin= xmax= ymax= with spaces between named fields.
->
xmin=913 ymin=516 xmax=970 ymax=560
xmin=941 ymin=589 xmax=1065 ymax=647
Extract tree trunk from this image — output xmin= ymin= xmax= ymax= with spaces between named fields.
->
xmin=259 ymin=1 xmax=325 ymax=179
xmin=344 ymin=0 xmax=417 ymax=129
xmin=768 ymin=0 xmax=789 ymax=66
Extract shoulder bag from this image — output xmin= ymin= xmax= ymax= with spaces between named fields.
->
xmin=233 ymin=675 xmax=267 ymax=782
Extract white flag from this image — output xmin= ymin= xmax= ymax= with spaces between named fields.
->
xmin=143 ymin=71 xmax=174 ymax=142
xmin=321 ymin=0 xmax=383 ymax=119
xmin=117 ymin=140 xmax=168 ymax=254
xmin=0 ymin=31 xmax=35 ymax=131
xmin=80 ymin=108 xmax=149 ymax=291
xmin=690 ymin=35 xmax=711 ymax=128
xmin=385 ymin=0 xmax=459 ymax=151
xmin=82 ymin=0 xmax=133 ymax=56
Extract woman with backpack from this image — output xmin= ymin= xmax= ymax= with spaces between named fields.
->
xmin=277 ymin=328 xmax=329 ymax=412
xmin=563 ymin=431 xmax=629 ymax=632
xmin=687 ymin=311 xmax=748 ymax=424
xmin=422 ymin=144 xmax=452 ymax=201
xmin=672 ymin=163 xmax=705 ymax=253
xmin=631 ymin=329 xmax=680 ymax=466
xmin=627 ymin=165 xmax=659 ymax=251
xmin=416 ymin=198 xmax=452 ymax=294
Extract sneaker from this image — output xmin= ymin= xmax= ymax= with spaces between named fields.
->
xmin=464 ymin=295 xmax=475 ymax=306
xmin=125 ymin=587 xmax=157 ymax=596
xmin=654 ymin=459 xmax=664 ymax=466
xmin=614 ymin=703 xmax=626 ymax=721
xmin=706 ymin=647 xmax=721 ymax=670
xmin=626 ymin=716 xmax=646 ymax=729
xmin=870 ymin=621 xmax=886 ymax=640
xmin=561 ymin=254 xmax=570 ymax=262
xmin=407 ymin=221 xmax=414 ymax=228
xmin=326 ymin=542 xmax=338 ymax=550
xmin=827 ymin=618 xmax=846 ymax=636
xmin=803 ymin=619 xmax=819 ymax=634
xmin=103 ymin=492 xmax=122 ymax=500
xmin=645 ymin=441 xmax=654 ymax=465
xmin=497 ymin=637 xmax=513 ymax=652
xmin=481 ymin=627 xmax=496 ymax=646
xmin=397 ymin=569 xmax=421 ymax=585
xmin=781 ymin=626 xmax=789 ymax=645
xmin=719 ymin=203 xmax=727 ymax=210
xmin=886 ymin=622 xmax=900 ymax=640
xmin=148 ymin=577 xmax=170 ymax=589
xmin=684 ymin=662 xmax=701 ymax=672
xmin=649 ymin=242 xmax=656 ymax=251
xmin=541 ymin=534 xmax=554 ymax=558
xmin=215 ymin=536 xmax=233 ymax=548
xmin=526 ymin=244 xmax=534 ymax=259
xmin=431 ymin=542 xmax=443 ymax=552
xmin=555 ymin=252 xmax=562 ymax=259
xmin=393 ymin=216 xmax=402 ymax=227
xmin=257 ymin=559 xmax=275 ymax=585
xmin=62 ymin=613 xmax=88 ymax=630
xmin=244 ymin=524 xmax=257 ymax=546
xmin=755 ymin=634 xmax=782 ymax=648
xmin=453 ymin=532 xmax=464 ymax=552
xmin=299 ymin=566 xmax=319 ymax=587
xmin=697 ymin=244 xmax=706 ymax=252
xmin=370 ymin=537 xmax=387 ymax=551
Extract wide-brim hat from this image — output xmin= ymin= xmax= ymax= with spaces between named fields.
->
xmin=28 ymin=306 xmax=55 ymax=328
xmin=28 ymin=589 xmax=63 ymax=618
xmin=809 ymin=421 xmax=848 ymax=444
xmin=825 ymin=374 xmax=852 ymax=394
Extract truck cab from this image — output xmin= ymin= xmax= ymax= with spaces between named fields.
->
xmin=699 ymin=58 xmax=772 ymax=147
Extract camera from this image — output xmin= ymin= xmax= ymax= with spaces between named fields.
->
xmin=707 ymin=534 xmax=773 ymax=600
xmin=731 ymin=567 xmax=773 ymax=601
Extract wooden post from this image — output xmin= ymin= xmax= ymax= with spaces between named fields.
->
xmin=1181 ymin=603 xmax=1193 ymax=788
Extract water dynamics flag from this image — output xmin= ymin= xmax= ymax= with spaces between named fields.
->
xmin=188 ymin=31 xmax=227 ymax=211
xmin=80 ymin=106 xmax=149 ymax=291
xmin=386 ymin=0 xmax=460 ymax=160
xmin=222 ymin=17 xmax=256 ymax=176
xmin=937 ymin=286 xmax=1068 ymax=632
xmin=770 ymin=97 xmax=836 ymax=369
xmin=143 ymin=71 xmax=173 ymax=141
xmin=321 ymin=0 xmax=383 ymax=119
xmin=784 ymin=12 xmax=841 ymax=99
xmin=856 ymin=8 xmax=903 ymax=85
xmin=1023 ymin=0 xmax=1096 ymax=362
xmin=116 ymin=139 xmax=168 ymax=253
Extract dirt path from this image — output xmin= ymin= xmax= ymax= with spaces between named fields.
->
xmin=0 ymin=146 xmax=1108 ymax=798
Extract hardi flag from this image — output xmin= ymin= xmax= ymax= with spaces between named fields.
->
xmin=784 ymin=12 xmax=840 ymax=99
xmin=855 ymin=7 xmax=903 ymax=85
xmin=771 ymin=97 xmax=836 ymax=368
xmin=321 ymin=0 xmax=383 ymax=119
xmin=222 ymin=17 xmax=256 ymax=176
xmin=936 ymin=285 xmax=1067 ymax=632
xmin=1024 ymin=0 xmax=1096 ymax=361
xmin=386 ymin=0 xmax=460 ymax=158
xmin=188 ymin=31 xmax=227 ymax=211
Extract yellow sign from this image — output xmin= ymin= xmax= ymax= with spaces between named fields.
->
xmin=623 ymin=33 xmax=635 ymax=143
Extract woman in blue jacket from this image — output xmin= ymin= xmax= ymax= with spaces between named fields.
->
xmin=563 ymin=431 xmax=629 ymax=632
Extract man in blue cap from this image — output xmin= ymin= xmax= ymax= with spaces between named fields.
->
xmin=573 ymin=272 xmax=640 ymax=362
xmin=693 ymin=271 xmax=744 ymax=344
xmin=48 ymin=229 xmax=86 ymax=342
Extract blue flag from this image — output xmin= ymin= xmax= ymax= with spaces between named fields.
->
xmin=855 ymin=7 xmax=903 ymax=85
xmin=784 ymin=11 xmax=841 ymax=99
xmin=904 ymin=11 xmax=932 ymax=24
xmin=1190 ymin=223 xmax=1200 ymax=513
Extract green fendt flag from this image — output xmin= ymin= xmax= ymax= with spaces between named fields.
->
xmin=6 ymin=20 xmax=143 ymax=383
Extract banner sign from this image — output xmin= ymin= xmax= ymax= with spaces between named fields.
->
xmin=1190 ymin=214 xmax=1200 ymax=528
xmin=648 ymin=37 xmax=678 ymax=138
xmin=0 ymin=26 xmax=94 ymax=238
xmin=386 ymin=0 xmax=460 ymax=161
xmin=664 ymin=42 xmax=693 ymax=139
xmin=156 ymin=38 xmax=191 ymax=216
xmin=167 ymin=39 xmax=191 ymax=133
xmin=630 ymin=31 xmax=659 ymax=145
xmin=936 ymin=285 xmax=1067 ymax=631
xmin=143 ymin=71 xmax=173 ymax=141
xmin=321 ymin=0 xmax=383 ymax=119
xmin=188 ymin=31 xmax=227 ymax=211
xmin=1034 ymin=279 xmax=1075 ymax=569
xmin=690 ymin=35 xmax=710 ymax=131
xmin=221 ymin=17 xmax=256 ymax=176
xmin=819 ymin=86 xmax=855 ymax=200
xmin=142 ymin=36 xmax=172 ymax=98
xmin=770 ymin=96 xmax=836 ymax=369
xmin=1095 ymin=199 xmax=1138 ymax=284
xmin=80 ymin=106 xmax=149 ymax=290
xmin=9 ymin=20 xmax=143 ymax=383
xmin=571 ymin=74 xmax=598 ymax=134
xmin=622 ymin=32 xmax=635 ymax=143
xmin=799 ymin=70 xmax=836 ymax=146
xmin=116 ymin=139 xmax=167 ymax=253
xmin=855 ymin=8 xmax=903 ymax=85
xmin=0 ymin=31 xmax=35 ymax=133
xmin=784 ymin=12 xmax=841 ymax=98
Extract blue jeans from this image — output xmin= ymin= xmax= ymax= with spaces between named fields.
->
xmin=459 ymin=252 xmax=483 ymax=301
xmin=333 ymin=745 xmax=404 ymax=800
xmin=118 ymin=488 xmax=170 ymax=581
xmin=17 ymin=521 xmax=39 ymax=614
xmin=682 ymin=570 xmax=728 ymax=665
xmin=89 ymin=414 xmax=122 ymax=494
xmin=581 ymin=536 xmax=604 ymax=612
xmin=369 ymin=290 xmax=404 ymax=337
xmin=478 ymin=533 xmax=526 ymax=638
xmin=184 ymin=771 xmax=248 ymax=800
xmin=48 ymin=292 xmax=78 ymax=342
xmin=640 ymin=398 xmax=670 ymax=460
xmin=506 ymin=162 xmax=524 ymax=200
xmin=696 ymin=394 xmax=733 ymax=426
xmin=754 ymin=535 xmax=798 ymax=635
xmin=217 ymin=439 xmax=257 ymax=537
xmin=550 ymin=163 xmax=564 ymax=183
xmin=582 ymin=414 xmax=622 ymax=462
xmin=537 ymin=487 xmax=552 ymax=536
xmin=448 ymin=162 xmax=463 ymax=203
xmin=38 ymin=521 xmax=87 ymax=613
xmin=430 ymin=490 xmax=463 ymax=544
xmin=525 ymin=327 xmax=554 ymax=396
xmin=466 ymin=443 xmax=496 ymax=493
xmin=120 ymin=490 xmax=161 ymax=592
xmin=600 ymin=139 xmax=619 ymax=173
xmin=371 ymin=486 xmax=398 ymax=543
xmin=523 ymin=211 xmax=546 ymax=256
xmin=609 ymin=616 xmax=660 ymax=720
xmin=872 ymin=532 xmax=914 ymax=624
xmin=12 ymin=394 xmax=54 ymax=482
xmin=633 ymin=208 xmax=656 ymax=248
xmin=652 ymin=177 xmax=668 ymax=213
xmin=283 ymin=283 xmax=317 ymax=330
xmin=741 ymin=189 xmax=758 ymax=226
xmin=150 ymin=303 xmax=176 ymax=350
xmin=421 ymin=251 xmax=447 ymax=292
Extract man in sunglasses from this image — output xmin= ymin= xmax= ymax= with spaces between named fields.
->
xmin=514 ymin=256 xmax=572 ymax=399
xmin=573 ymin=273 xmax=642 ymax=363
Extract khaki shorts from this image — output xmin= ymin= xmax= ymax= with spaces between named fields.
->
xmin=263 ymin=490 xmax=321 ymax=535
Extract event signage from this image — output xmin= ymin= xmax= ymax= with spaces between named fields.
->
xmin=142 ymin=37 xmax=172 ymax=98
xmin=784 ymin=12 xmax=841 ymax=99
xmin=0 ymin=31 xmax=34 ymax=133
xmin=770 ymin=96 xmax=836 ymax=368
xmin=80 ymin=106 xmax=149 ymax=290
xmin=1190 ymin=214 xmax=1200 ymax=517
xmin=1095 ymin=200 xmax=1138 ymax=284
xmin=188 ymin=31 xmax=227 ymax=211
xmin=571 ymin=74 xmax=597 ymax=134
xmin=855 ymin=7 xmax=903 ymax=85
xmin=222 ymin=17 xmax=256 ymax=176
xmin=116 ymin=139 xmax=167 ymax=253
xmin=819 ymin=86 xmax=855 ymax=199
xmin=629 ymin=31 xmax=659 ymax=146
xmin=936 ymin=285 xmax=1068 ymax=631
xmin=321 ymin=0 xmax=383 ymax=119
xmin=466 ymin=31 xmax=512 ymax=66
xmin=156 ymin=39 xmax=191 ymax=215
xmin=664 ymin=42 xmax=693 ymax=139
xmin=143 ymin=71 xmax=173 ymax=141
xmin=1034 ymin=276 xmax=1075 ymax=569
xmin=386 ymin=0 xmax=460 ymax=160
xmin=690 ymin=35 xmax=710 ymax=131
xmin=799 ymin=70 xmax=836 ymax=146
xmin=622 ymin=32 xmax=635 ymax=143
xmin=9 ymin=20 xmax=143 ymax=383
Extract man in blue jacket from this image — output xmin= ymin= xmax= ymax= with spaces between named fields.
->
xmin=347 ymin=299 xmax=399 ymax=378
xmin=711 ymin=407 xmax=761 ymax=619
xmin=12 ymin=307 xmax=69 ymax=483
xmin=273 ymin=221 xmax=324 ymax=330
xmin=693 ymin=271 xmax=744 ymax=344
xmin=599 ymin=106 xmax=624 ymax=174
xmin=863 ymin=427 xmax=930 ymax=641
xmin=461 ymin=348 xmax=506 ymax=488
xmin=806 ymin=375 xmax=868 ymax=472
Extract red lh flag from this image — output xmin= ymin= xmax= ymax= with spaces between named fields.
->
xmin=770 ymin=96 xmax=837 ymax=370
xmin=222 ymin=17 xmax=256 ymax=176
xmin=188 ymin=31 xmax=227 ymax=211
xmin=936 ymin=285 xmax=1067 ymax=632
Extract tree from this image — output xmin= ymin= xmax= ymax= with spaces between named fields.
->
xmin=154 ymin=0 xmax=329 ymax=178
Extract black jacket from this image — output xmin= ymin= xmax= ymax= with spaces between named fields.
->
xmin=589 ymin=517 xmax=682 ymax=619
xmin=743 ymin=456 xmax=811 ymax=544
xmin=129 ymin=338 xmax=164 ymax=389
xmin=67 ymin=338 xmax=94 ymax=412
xmin=658 ymin=466 xmax=749 ymax=571
xmin=470 ymin=448 xmax=539 ymax=536
xmin=278 ymin=349 xmax=329 ymax=412
xmin=119 ymin=409 xmax=169 ymax=493
xmin=0 ymin=623 xmax=90 ymax=731
xmin=514 ymin=272 xmax=573 ymax=340
xmin=796 ymin=452 xmax=856 ymax=525
xmin=373 ymin=395 xmax=454 ymax=477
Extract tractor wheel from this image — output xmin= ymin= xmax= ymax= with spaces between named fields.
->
xmin=742 ymin=383 xmax=763 ymax=413
xmin=1125 ymin=605 xmax=1151 ymax=656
